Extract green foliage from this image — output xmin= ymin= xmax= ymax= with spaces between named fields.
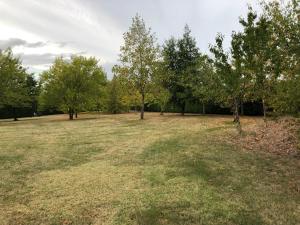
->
xmin=262 ymin=0 xmax=300 ymax=114
xmin=192 ymin=55 xmax=218 ymax=109
xmin=148 ymin=61 xmax=171 ymax=114
xmin=210 ymin=34 xmax=242 ymax=123
xmin=116 ymin=14 xmax=159 ymax=119
xmin=163 ymin=25 xmax=200 ymax=114
xmin=271 ymin=75 xmax=300 ymax=114
xmin=39 ymin=55 xmax=106 ymax=119
xmin=107 ymin=75 xmax=126 ymax=114
xmin=0 ymin=49 xmax=33 ymax=120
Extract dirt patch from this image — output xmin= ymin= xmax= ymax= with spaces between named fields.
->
xmin=236 ymin=117 xmax=300 ymax=156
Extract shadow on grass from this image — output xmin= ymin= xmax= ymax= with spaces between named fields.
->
xmin=117 ymin=191 xmax=264 ymax=225
xmin=1 ymin=145 xmax=103 ymax=203
xmin=130 ymin=202 xmax=264 ymax=225
xmin=130 ymin=134 xmax=298 ymax=225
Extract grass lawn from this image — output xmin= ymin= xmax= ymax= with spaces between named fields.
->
xmin=0 ymin=113 xmax=299 ymax=225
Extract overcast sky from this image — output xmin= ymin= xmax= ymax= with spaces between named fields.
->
xmin=0 ymin=0 xmax=263 ymax=78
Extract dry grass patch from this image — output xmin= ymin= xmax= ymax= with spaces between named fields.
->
xmin=0 ymin=113 xmax=299 ymax=225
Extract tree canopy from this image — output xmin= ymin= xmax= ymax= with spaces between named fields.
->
xmin=39 ymin=56 xmax=106 ymax=119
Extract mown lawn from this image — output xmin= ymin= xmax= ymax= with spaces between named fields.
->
xmin=0 ymin=113 xmax=299 ymax=225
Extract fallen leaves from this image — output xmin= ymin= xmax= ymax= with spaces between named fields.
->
xmin=236 ymin=117 xmax=300 ymax=156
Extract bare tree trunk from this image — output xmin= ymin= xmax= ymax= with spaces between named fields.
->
xmin=233 ymin=98 xmax=240 ymax=123
xmin=69 ymin=113 xmax=74 ymax=120
xmin=140 ymin=94 xmax=145 ymax=120
xmin=262 ymin=98 xmax=267 ymax=121
xmin=69 ymin=108 xmax=74 ymax=120
xmin=202 ymin=102 xmax=206 ymax=114
xmin=181 ymin=102 xmax=185 ymax=116
xmin=160 ymin=108 xmax=164 ymax=115
xmin=12 ymin=107 xmax=18 ymax=121
xmin=233 ymin=98 xmax=242 ymax=134
xmin=75 ymin=111 xmax=78 ymax=118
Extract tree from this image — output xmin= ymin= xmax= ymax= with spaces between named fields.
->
xmin=39 ymin=56 xmax=106 ymax=120
xmin=263 ymin=0 xmax=300 ymax=114
xmin=192 ymin=54 xmax=217 ymax=114
xmin=0 ymin=49 xmax=31 ymax=121
xmin=239 ymin=7 xmax=281 ymax=119
xmin=107 ymin=75 xmax=124 ymax=114
xmin=116 ymin=14 xmax=159 ymax=119
xmin=149 ymin=61 xmax=170 ymax=115
xmin=26 ymin=74 xmax=39 ymax=116
xmin=210 ymin=33 xmax=244 ymax=124
xmin=163 ymin=25 xmax=199 ymax=115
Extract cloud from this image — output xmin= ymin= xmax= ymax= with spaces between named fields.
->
xmin=0 ymin=38 xmax=26 ymax=49
xmin=0 ymin=38 xmax=69 ymax=50
xmin=0 ymin=38 xmax=46 ymax=49
xmin=26 ymin=41 xmax=46 ymax=48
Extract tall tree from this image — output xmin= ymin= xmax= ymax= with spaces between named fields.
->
xmin=239 ymin=8 xmax=280 ymax=119
xmin=192 ymin=54 xmax=217 ymax=114
xmin=210 ymin=34 xmax=244 ymax=124
xmin=39 ymin=56 xmax=106 ymax=120
xmin=0 ymin=49 xmax=31 ymax=121
xmin=163 ymin=25 xmax=199 ymax=115
xmin=263 ymin=0 xmax=300 ymax=114
xmin=116 ymin=14 xmax=159 ymax=119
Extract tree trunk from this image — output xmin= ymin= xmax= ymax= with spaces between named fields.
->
xmin=69 ymin=108 xmax=74 ymax=120
xmin=160 ymin=107 xmax=164 ymax=115
xmin=233 ymin=98 xmax=242 ymax=134
xmin=262 ymin=99 xmax=267 ymax=121
xmin=69 ymin=113 xmax=74 ymax=120
xmin=12 ymin=107 xmax=18 ymax=121
xmin=181 ymin=102 xmax=185 ymax=116
xmin=202 ymin=102 xmax=206 ymax=114
xmin=233 ymin=98 xmax=240 ymax=123
xmin=140 ymin=94 xmax=145 ymax=120
xmin=75 ymin=111 xmax=78 ymax=118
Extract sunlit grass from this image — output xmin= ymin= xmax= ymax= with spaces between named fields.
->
xmin=0 ymin=113 xmax=299 ymax=225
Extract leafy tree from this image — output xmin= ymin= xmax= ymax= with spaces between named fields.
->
xmin=0 ymin=49 xmax=31 ymax=121
xmin=271 ymin=77 xmax=300 ymax=114
xmin=149 ymin=61 xmax=170 ymax=115
xmin=107 ymin=75 xmax=124 ymax=114
xmin=116 ymin=14 xmax=159 ymax=119
xmin=39 ymin=56 xmax=106 ymax=120
xmin=239 ymin=7 xmax=281 ymax=119
xmin=163 ymin=25 xmax=199 ymax=115
xmin=192 ymin=54 xmax=217 ymax=114
xmin=210 ymin=33 xmax=244 ymax=124
xmin=263 ymin=0 xmax=300 ymax=114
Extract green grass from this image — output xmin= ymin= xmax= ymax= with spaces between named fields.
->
xmin=0 ymin=113 xmax=299 ymax=225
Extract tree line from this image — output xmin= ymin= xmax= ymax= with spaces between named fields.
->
xmin=0 ymin=0 xmax=299 ymax=122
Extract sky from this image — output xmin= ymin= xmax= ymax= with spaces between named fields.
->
xmin=0 ymin=0 xmax=263 ymax=78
